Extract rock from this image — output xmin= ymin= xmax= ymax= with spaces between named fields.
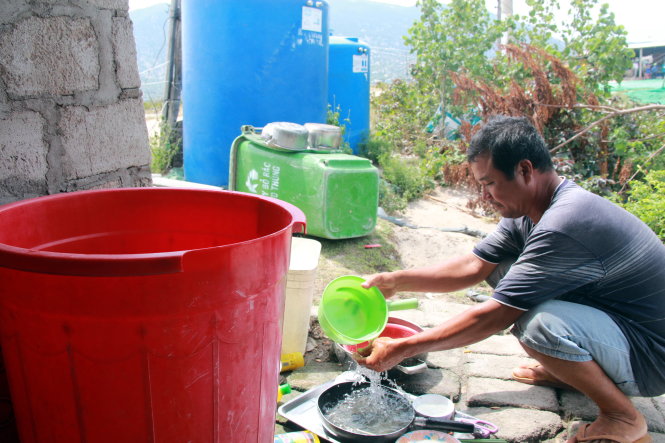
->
xmin=560 ymin=391 xmax=598 ymax=421
xmin=467 ymin=335 xmax=529 ymax=356
xmin=634 ymin=396 xmax=665 ymax=433
xmin=397 ymin=368 xmax=462 ymax=402
xmin=427 ymin=348 xmax=465 ymax=373
xmin=463 ymin=406 xmax=563 ymax=443
xmin=465 ymin=377 xmax=559 ymax=412
xmin=465 ymin=353 xmax=537 ymax=380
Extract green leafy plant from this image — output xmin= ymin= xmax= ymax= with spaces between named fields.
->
xmin=378 ymin=179 xmax=408 ymax=214
xmin=150 ymin=122 xmax=181 ymax=175
xmin=406 ymin=0 xmax=506 ymax=114
xmin=326 ymin=103 xmax=352 ymax=153
xmin=620 ymin=170 xmax=665 ymax=241
xmin=381 ymin=155 xmax=435 ymax=203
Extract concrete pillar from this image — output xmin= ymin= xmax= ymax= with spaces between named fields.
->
xmin=0 ymin=0 xmax=151 ymax=204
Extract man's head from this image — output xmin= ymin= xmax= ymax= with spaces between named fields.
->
xmin=467 ymin=115 xmax=554 ymax=179
xmin=468 ymin=116 xmax=557 ymax=220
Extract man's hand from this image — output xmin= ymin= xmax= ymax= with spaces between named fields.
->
xmin=354 ymin=337 xmax=407 ymax=372
xmin=361 ymin=272 xmax=398 ymax=298
xmin=353 ymin=300 xmax=525 ymax=373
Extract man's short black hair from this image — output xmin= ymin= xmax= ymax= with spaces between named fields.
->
xmin=467 ymin=115 xmax=554 ymax=179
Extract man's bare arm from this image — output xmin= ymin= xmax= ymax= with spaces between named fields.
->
xmin=362 ymin=252 xmax=497 ymax=297
xmin=357 ymin=300 xmax=523 ymax=372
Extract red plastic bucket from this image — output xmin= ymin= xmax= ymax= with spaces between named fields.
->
xmin=0 ymin=188 xmax=305 ymax=443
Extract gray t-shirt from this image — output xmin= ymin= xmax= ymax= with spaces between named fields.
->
xmin=473 ymin=179 xmax=665 ymax=396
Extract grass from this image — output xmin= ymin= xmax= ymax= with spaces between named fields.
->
xmin=318 ymin=219 xmax=401 ymax=275
xmin=311 ymin=219 xmax=402 ymax=305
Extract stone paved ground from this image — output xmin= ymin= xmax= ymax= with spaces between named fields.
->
xmin=275 ymin=299 xmax=665 ymax=442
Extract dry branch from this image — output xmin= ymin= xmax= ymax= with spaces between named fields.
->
xmin=550 ymin=104 xmax=665 ymax=154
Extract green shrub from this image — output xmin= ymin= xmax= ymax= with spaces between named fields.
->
xmin=379 ymin=179 xmax=408 ymax=214
xmin=380 ymin=155 xmax=435 ymax=204
xmin=359 ymin=137 xmax=392 ymax=164
xmin=621 ymin=170 xmax=665 ymax=241
xmin=150 ymin=122 xmax=181 ymax=175
xmin=326 ymin=104 xmax=352 ymax=153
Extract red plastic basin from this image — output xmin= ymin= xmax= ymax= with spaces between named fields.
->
xmin=0 ymin=188 xmax=305 ymax=443
xmin=342 ymin=322 xmax=419 ymax=353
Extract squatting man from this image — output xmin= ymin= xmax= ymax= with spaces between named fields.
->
xmin=356 ymin=116 xmax=665 ymax=443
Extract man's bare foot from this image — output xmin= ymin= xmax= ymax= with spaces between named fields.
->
xmin=566 ymin=411 xmax=650 ymax=443
xmin=512 ymin=363 xmax=578 ymax=391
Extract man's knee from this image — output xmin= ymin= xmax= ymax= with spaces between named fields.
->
xmin=511 ymin=303 xmax=574 ymax=351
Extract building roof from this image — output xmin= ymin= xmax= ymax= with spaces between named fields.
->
xmin=628 ymin=40 xmax=665 ymax=49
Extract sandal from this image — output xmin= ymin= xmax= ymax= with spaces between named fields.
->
xmin=511 ymin=364 xmax=578 ymax=391
xmin=574 ymin=423 xmax=652 ymax=443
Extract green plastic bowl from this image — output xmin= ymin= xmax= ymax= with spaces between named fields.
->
xmin=318 ymin=275 xmax=419 ymax=344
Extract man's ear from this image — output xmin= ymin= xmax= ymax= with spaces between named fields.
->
xmin=518 ymin=160 xmax=534 ymax=179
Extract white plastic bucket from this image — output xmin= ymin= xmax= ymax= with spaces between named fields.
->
xmin=281 ymin=237 xmax=322 ymax=355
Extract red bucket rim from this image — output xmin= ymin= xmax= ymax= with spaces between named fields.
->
xmin=0 ymin=188 xmax=305 ymax=276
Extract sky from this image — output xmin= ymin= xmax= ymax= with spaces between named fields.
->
xmin=128 ymin=0 xmax=664 ymax=43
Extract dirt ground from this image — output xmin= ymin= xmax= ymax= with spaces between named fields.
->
xmin=389 ymin=186 xmax=497 ymax=270
xmin=304 ymin=186 xmax=499 ymax=365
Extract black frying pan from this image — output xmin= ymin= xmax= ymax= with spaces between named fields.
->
xmin=317 ymin=382 xmax=474 ymax=442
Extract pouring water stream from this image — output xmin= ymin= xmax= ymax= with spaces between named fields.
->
xmin=322 ymin=365 xmax=413 ymax=435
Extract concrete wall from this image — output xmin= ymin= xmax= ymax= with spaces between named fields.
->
xmin=0 ymin=0 xmax=151 ymax=205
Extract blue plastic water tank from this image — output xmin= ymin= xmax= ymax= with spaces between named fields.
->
xmin=328 ymin=36 xmax=370 ymax=154
xmin=181 ymin=0 xmax=329 ymax=186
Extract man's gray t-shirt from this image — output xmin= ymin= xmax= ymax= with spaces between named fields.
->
xmin=473 ymin=179 xmax=665 ymax=396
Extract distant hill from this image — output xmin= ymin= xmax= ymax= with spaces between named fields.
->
xmin=130 ymin=3 xmax=171 ymax=102
xmin=328 ymin=0 xmax=420 ymax=82
xmin=130 ymin=1 xmax=420 ymax=101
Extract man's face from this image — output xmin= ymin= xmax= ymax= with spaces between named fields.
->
xmin=470 ymin=154 xmax=529 ymax=219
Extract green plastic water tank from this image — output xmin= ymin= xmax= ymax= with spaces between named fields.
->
xmin=230 ymin=124 xmax=379 ymax=239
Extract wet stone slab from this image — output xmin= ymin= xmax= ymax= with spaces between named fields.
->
xmin=464 ymin=352 xmax=536 ymax=380
xmin=559 ymin=390 xmax=598 ymax=421
xmin=652 ymin=393 xmax=665 ymax=418
xmin=465 ymin=376 xmax=559 ymax=412
xmin=466 ymin=334 xmax=529 ymax=357
xmin=396 ymin=367 xmax=461 ymax=402
xmin=463 ymin=406 xmax=563 ymax=442
xmin=426 ymin=348 xmax=465 ymax=373
xmin=634 ymin=397 xmax=665 ymax=433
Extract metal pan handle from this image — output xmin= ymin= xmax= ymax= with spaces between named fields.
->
xmin=413 ymin=416 xmax=475 ymax=433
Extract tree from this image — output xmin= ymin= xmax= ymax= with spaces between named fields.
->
xmin=508 ymin=0 xmax=632 ymax=95
xmin=370 ymin=0 xmax=664 ymax=225
xmin=405 ymin=0 xmax=505 ymax=114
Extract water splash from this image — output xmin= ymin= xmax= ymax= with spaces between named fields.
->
xmin=323 ymin=366 xmax=413 ymax=435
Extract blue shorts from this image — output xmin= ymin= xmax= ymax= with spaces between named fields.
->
xmin=510 ymin=299 xmax=641 ymax=396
